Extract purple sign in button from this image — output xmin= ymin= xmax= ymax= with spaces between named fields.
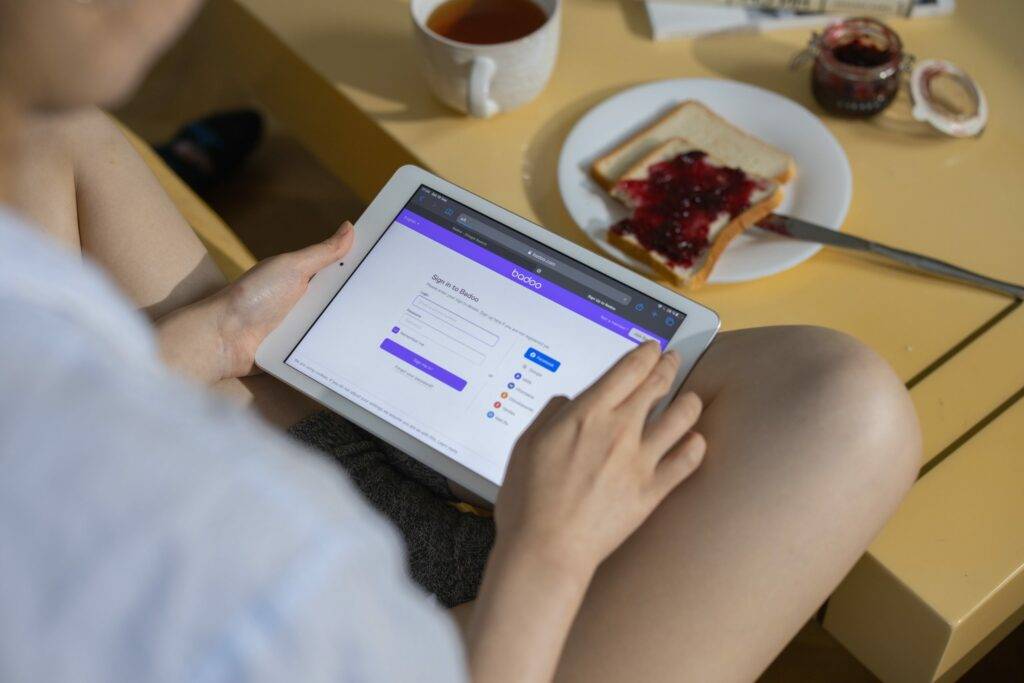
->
xmin=380 ymin=338 xmax=467 ymax=391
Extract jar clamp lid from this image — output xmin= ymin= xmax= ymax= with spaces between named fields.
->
xmin=793 ymin=18 xmax=988 ymax=137
xmin=908 ymin=58 xmax=988 ymax=138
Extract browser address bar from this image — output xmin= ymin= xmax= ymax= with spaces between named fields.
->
xmin=455 ymin=213 xmax=632 ymax=307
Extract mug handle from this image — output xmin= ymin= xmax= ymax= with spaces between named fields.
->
xmin=467 ymin=57 xmax=498 ymax=118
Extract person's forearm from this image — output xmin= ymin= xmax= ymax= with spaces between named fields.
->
xmin=155 ymin=295 xmax=229 ymax=384
xmin=467 ymin=538 xmax=594 ymax=683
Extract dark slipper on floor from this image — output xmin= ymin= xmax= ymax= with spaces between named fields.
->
xmin=156 ymin=109 xmax=264 ymax=195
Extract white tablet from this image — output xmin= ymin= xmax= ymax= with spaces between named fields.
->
xmin=257 ymin=166 xmax=720 ymax=502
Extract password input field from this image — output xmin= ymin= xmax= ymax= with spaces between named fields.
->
xmin=411 ymin=295 xmax=499 ymax=350
xmin=401 ymin=315 xmax=487 ymax=365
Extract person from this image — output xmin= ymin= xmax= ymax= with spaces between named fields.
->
xmin=0 ymin=1 xmax=921 ymax=681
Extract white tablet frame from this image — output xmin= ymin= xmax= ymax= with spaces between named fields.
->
xmin=257 ymin=165 xmax=720 ymax=502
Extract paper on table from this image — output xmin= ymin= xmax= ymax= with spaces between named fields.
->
xmin=643 ymin=0 xmax=954 ymax=40
xmin=641 ymin=0 xmax=913 ymax=14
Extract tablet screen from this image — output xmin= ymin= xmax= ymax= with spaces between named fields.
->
xmin=286 ymin=186 xmax=685 ymax=484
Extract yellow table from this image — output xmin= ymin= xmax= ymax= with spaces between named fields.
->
xmin=206 ymin=0 xmax=1024 ymax=679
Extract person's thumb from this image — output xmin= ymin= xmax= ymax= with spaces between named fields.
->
xmin=293 ymin=222 xmax=354 ymax=275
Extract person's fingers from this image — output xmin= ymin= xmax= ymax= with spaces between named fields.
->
xmin=642 ymin=390 xmax=703 ymax=460
xmin=292 ymin=222 xmax=354 ymax=276
xmin=520 ymin=395 xmax=571 ymax=441
xmin=575 ymin=341 xmax=661 ymax=410
xmin=620 ymin=350 xmax=680 ymax=417
xmin=650 ymin=431 xmax=706 ymax=501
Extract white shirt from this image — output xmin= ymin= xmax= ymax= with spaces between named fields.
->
xmin=0 ymin=208 xmax=467 ymax=682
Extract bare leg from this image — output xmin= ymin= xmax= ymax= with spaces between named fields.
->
xmin=16 ymin=109 xmax=316 ymax=428
xmin=21 ymin=109 xmax=227 ymax=317
xmin=455 ymin=325 xmax=920 ymax=683
xmin=215 ymin=374 xmax=319 ymax=430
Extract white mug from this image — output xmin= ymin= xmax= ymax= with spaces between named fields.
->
xmin=410 ymin=0 xmax=561 ymax=118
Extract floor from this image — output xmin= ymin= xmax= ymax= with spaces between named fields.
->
xmin=114 ymin=14 xmax=1023 ymax=683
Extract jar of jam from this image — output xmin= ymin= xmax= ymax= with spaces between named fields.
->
xmin=792 ymin=17 xmax=989 ymax=136
xmin=798 ymin=17 xmax=908 ymax=118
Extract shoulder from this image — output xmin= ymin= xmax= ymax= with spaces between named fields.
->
xmin=9 ymin=108 xmax=129 ymax=248
xmin=0 ymin=219 xmax=466 ymax=681
xmin=25 ymin=107 xmax=136 ymax=177
xmin=0 ymin=298 xmax=466 ymax=680
xmin=22 ymin=107 xmax=120 ymax=157
xmin=53 ymin=106 xmax=125 ymax=144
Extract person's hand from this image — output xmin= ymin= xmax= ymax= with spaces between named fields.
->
xmin=156 ymin=223 xmax=354 ymax=383
xmin=494 ymin=341 xmax=706 ymax=578
xmin=215 ymin=222 xmax=354 ymax=378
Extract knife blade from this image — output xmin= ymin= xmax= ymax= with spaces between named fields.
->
xmin=757 ymin=214 xmax=1024 ymax=300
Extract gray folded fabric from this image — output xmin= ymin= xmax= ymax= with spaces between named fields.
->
xmin=289 ymin=411 xmax=495 ymax=608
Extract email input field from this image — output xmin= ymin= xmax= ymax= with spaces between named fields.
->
xmin=410 ymin=295 xmax=499 ymax=352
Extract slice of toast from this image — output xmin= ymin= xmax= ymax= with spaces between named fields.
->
xmin=592 ymin=100 xmax=796 ymax=191
xmin=608 ymin=138 xmax=783 ymax=289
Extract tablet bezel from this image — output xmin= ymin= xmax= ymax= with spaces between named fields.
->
xmin=256 ymin=165 xmax=721 ymax=502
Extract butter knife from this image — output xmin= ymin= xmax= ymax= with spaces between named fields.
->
xmin=758 ymin=214 xmax=1024 ymax=300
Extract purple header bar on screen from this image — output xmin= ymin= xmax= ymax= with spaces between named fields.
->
xmin=395 ymin=209 xmax=668 ymax=349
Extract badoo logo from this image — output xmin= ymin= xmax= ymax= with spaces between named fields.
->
xmin=510 ymin=267 xmax=542 ymax=290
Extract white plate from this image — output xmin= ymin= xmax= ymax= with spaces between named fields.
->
xmin=557 ymin=78 xmax=852 ymax=284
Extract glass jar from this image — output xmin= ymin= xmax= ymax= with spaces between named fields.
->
xmin=792 ymin=17 xmax=989 ymax=137
xmin=803 ymin=17 xmax=909 ymax=118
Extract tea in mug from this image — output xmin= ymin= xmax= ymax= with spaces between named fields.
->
xmin=427 ymin=0 xmax=548 ymax=45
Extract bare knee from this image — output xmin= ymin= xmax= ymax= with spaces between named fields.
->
xmin=703 ymin=325 xmax=921 ymax=494
xmin=778 ymin=326 xmax=921 ymax=492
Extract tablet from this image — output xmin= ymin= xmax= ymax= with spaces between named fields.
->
xmin=257 ymin=166 xmax=720 ymax=502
